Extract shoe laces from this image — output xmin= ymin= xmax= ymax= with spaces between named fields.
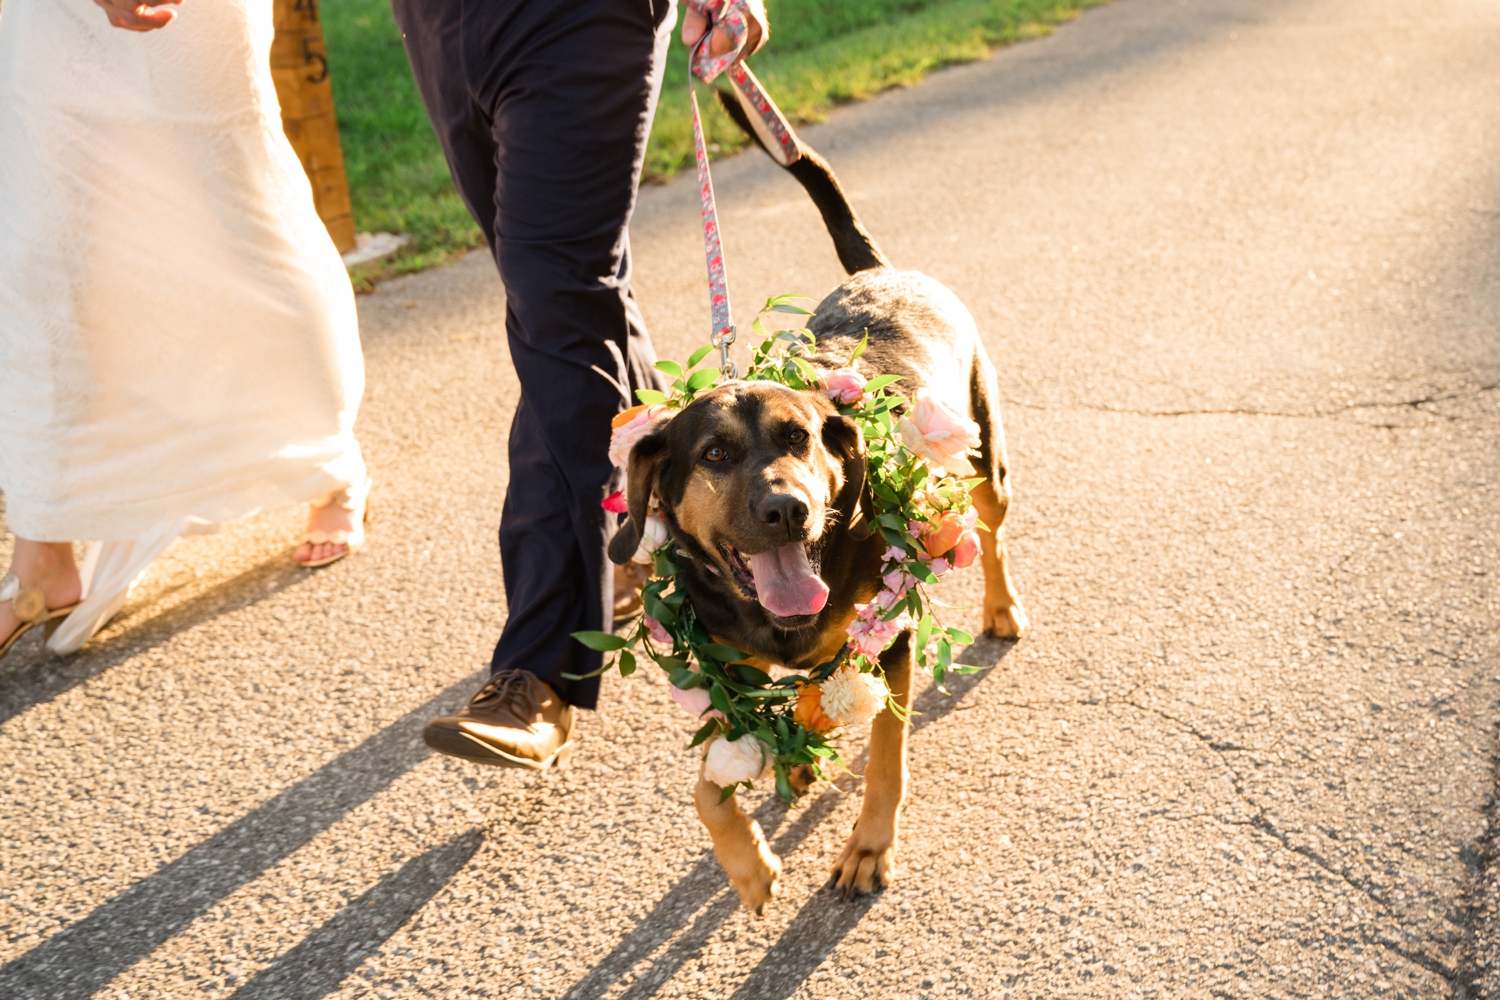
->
xmin=469 ymin=670 xmax=536 ymax=711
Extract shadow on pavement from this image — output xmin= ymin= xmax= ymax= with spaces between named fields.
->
xmin=563 ymin=638 xmax=1016 ymax=1000
xmin=228 ymin=830 xmax=484 ymax=1000
xmin=0 ymin=669 xmax=484 ymax=1000
xmin=0 ymin=554 xmax=305 ymax=727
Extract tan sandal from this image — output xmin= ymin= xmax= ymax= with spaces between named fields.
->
xmin=295 ymin=478 xmax=373 ymax=569
xmin=0 ymin=571 xmax=82 ymax=661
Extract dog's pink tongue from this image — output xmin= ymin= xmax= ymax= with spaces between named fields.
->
xmin=747 ymin=543 xmax=830 ymax=618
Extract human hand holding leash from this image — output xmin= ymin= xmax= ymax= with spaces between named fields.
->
xmin=681 ymin=0 xmax=767 ymax=78
xmin=92 ymin=0 xmax=182 ymax=32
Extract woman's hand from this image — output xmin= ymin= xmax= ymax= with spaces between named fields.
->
xmin=92 ymin=0 xmax=183 ymax=32
xmin=681 ymin=0 xmax=766 ymax=59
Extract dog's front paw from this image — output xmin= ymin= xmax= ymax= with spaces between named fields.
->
xmin=984 ymin=600 xmax=1029 ymax=640
xmin=724 ymin=832 xmax=782 ymax=914
xmin=830 ymin=822 xmax=897 ymax=898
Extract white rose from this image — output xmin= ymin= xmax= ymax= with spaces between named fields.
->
xmin=631 ymin=515 xmax=669 ymax=564
xmin=703 ymin=734 xmax=772 ymax=787
xmin=818 ymin=664 xmax=889 ymax=730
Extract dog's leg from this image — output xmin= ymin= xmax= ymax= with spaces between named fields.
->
xmin=832 ymin=631 xmax=913 ymax=896
xmin=972 ymin=478 xmax=1028 ymax=639
xmin=695 ymin=767 xmax=782 ymax=914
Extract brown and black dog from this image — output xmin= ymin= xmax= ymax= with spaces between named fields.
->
xmin=608 ymin=107 xmax=1027 ymax=912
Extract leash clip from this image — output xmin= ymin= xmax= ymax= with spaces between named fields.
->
xmin=714 ymin=324 xmax=738 ymax=379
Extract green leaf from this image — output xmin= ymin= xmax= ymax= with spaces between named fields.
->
xmin=767 ymin=303 xmax=812 ymax=314
xmin=571 ymin=630 xmax=628 ymax=651
xmin=937 ymin=638 xmax=953 ymax=671
xmin=848 ymin=331 xmax=869 ymax=363
xmin=764 ymin=292 xmax=813 ymax=312
xmin=947 ymin=627 xmax=974 ymax=645
xmin=618 ymin=649 xmax=636 ymax=677
xmin=911 ymin=562 xmax=939 ymax=585
xmin=775 ymin=766 xmax=796 ymax=804
xmin=688 ymin=344 xmax=715 ymax=369
xmin=635 ymin=388 xmax=668 ymax=405
xmin=915 ymin=614 xmax=935 ymax=654
xmin=719 ymin=784 xmax=738 ymax=803
xmin=655 ymin=359 xmax=684 ymax=379
xmin=731 ymin=663 xmax=775 ymax=686
xmin=709 ymin=683 xmax=734 ymax=716
xmin=736 ymin=688 xmax=793 ymax=699
xmin=688 ymin=720 xmax=719 ymax=748
xmin=670 ymin=667 xmax=701 ymax=689
xmin=656 ymin=655 xmax=689 ymax=672
xmin=864 ymin=374 xmax=902 ymax=393
xmin=697 ymin=642 xmax=750 ymax=664
xmin=686 ymin=368 xmax=721 ymax=391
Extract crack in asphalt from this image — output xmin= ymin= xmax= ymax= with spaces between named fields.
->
xmin=1006 ymin=380 xmax=1500 ymax=424
xmin=986 ymin=692 xmax=1460 ymax=985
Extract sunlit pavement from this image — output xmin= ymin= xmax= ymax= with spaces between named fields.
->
xmin=3 ymin=0 xmax=1499 ymax=996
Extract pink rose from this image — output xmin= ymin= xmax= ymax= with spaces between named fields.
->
xmin=817 ymin=367 xmax=868 ymax=405
xmin=897 ymin=390 xmax=982 ymax=476
xmin=929 ymin=557 xmax=950 ymax=576
xmin=609 ymin=404 xmax=668 ymax=468
xmin=601 ymin=490 xmax=629 ymax=513
xmin=952 ymin=530 xmax=982 ymax=569
xmin=671 ymin=683 xmax=718 ymax=718
xmin=643 ymin=614 xmax=672 ymax=645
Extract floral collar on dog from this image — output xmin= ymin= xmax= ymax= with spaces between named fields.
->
xmin=573 ymin=296 xmax=986 ymax=803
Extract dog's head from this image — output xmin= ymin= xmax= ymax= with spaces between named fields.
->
xmin=609 ymin=381 xmax=869 ymax=626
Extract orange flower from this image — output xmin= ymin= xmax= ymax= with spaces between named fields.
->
xmin=611 ymin=403 xmax=650 ymax=429
xmin=793 ymin=682 xmax=835 ymax=734
xmin=921 ymin=510 xmax=966 ymax=557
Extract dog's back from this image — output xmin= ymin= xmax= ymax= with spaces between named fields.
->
xmin=718 ymin=92 xmax=990 ymax=430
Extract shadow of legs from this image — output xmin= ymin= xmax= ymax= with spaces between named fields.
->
xmin=229 ymin=831 xmax=483 ymax=1000
xmin=561 ymin=639 xmax=1017 ymax=999
xmin=0 ymin=669 xmax=484 ymax=1000
xmin=0 ymin=554 xmax=306 ymax=727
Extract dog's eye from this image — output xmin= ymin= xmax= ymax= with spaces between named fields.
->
xmin=788 ymin=428 xmax=807 ymax=445
xmin=703 ymin=445 xmax=728 ymax=463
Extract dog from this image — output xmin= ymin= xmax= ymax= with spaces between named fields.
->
xmin=607 ymin=103 xmax=1027 ymax=912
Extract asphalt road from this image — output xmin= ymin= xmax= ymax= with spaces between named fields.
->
xmin=3 ymin=0 xmax=1499 ymax=997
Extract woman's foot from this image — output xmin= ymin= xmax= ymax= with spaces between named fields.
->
xmin=295 ymin=502 xmax=356 ymax=566
xmin=1 ymin=540 xmax=83 ymax=656
xmin=294 ymin=480 xmax=372 ymax=568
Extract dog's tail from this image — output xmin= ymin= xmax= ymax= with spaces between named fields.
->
xmin=716 ymin=90 xmax=891 ymax=275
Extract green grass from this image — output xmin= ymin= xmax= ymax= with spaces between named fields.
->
xmin=323 ymin=0 xmax=1102 ymax=284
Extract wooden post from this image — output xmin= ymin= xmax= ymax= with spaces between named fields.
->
xmin=270 ymin=0 xmax=357 ymax=253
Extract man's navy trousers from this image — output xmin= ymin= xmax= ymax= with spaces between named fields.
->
xmin=391 ymin=0 xmax=675 ymax=708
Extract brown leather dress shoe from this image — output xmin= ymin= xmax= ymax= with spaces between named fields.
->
xmin=613 ymin=561 xmax=648 ymax=622
xmin=423 ymin=670 xmax=576 ymax=770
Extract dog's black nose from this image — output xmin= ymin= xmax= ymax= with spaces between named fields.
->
xmin=760 ymin=493 xmax=809 ymax=532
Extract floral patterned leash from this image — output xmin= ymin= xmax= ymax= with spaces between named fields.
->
xmin=686 ymin=0 xmax=801 ymax=378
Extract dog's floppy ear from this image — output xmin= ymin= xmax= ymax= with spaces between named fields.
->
xmin=608 ymin=432 xmax=670 ymax=565
xmin=822 ymin=414 xmax=871 ymax=540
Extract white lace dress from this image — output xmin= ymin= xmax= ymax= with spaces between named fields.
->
xmin=0 ymin=0 xmax=366 ymax=651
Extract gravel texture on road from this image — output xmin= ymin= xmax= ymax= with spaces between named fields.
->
xmin=3 ymin=0 xmax=1499 ymax=997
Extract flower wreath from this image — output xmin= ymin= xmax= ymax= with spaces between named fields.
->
xmin=573 ymin=295 xmax=988 ymax=804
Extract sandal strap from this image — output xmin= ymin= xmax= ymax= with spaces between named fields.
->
xmin=0 ymin=572 xmax=48 ymax=624
xmin=301 ymin=529 xmax=355 ymax=546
